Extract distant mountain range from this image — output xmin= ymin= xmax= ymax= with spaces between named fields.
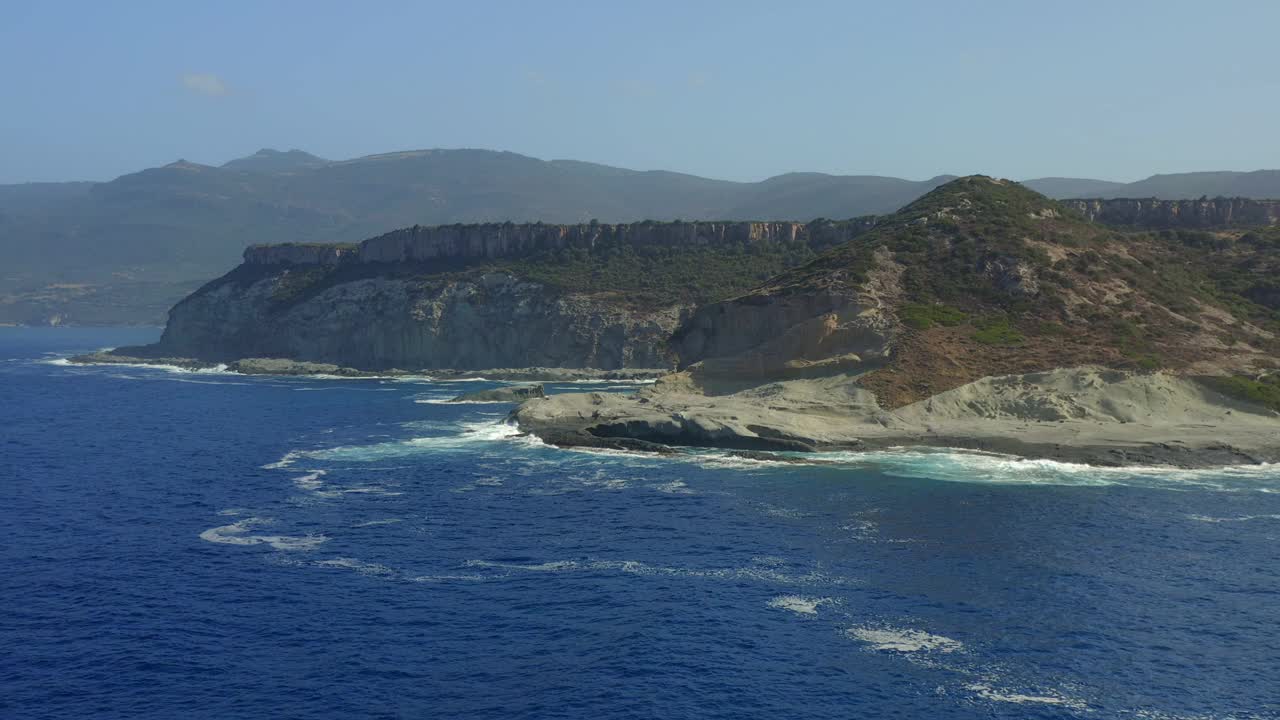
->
xmin=4 ymin=146 xmax=1280 ymax=325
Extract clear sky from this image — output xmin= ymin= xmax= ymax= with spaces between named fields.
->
xmin=3 ymin=0 xmax=1279 ymax=184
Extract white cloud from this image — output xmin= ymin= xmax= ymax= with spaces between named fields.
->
xmin=181 ymin=73 xmax=229 ymax=97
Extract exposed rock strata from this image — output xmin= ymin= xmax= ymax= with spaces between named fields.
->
xmin=1062 ymin=198 xmax=1280 ymax=228
xmin=671 ymin=248 xmax=903 ymax=380
xmin=242 ymin=244 xmax=357 ymax=266
xmin=151 ymin=218 xmax=886 ymax=371
xmin=512 ymin=368 xmax=1280 ymax=467
xmin=242 ymin=219 xmax=878 ymax=268
xmin=154 ymin=272 xmax=681 ymax=369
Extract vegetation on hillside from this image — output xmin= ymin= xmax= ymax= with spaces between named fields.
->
xmin=1200 ymin=374 xmax=1280 ymax=412
xmin=219 ymin=218 xmax=878 ymax=312
xmin=730 ymin=176 xmax=1280 ymax=406
xmin=498 ymin=242 xmax=821 ymax=307
xmin=897 ymin=304 xmax=966 ymax=330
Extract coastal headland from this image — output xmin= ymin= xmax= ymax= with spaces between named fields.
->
xmin=74 ymin=177 xmax=1280 ymax=467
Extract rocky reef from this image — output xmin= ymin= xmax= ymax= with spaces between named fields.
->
xmin=1062 ymin=197 xmax=1280 ymax=228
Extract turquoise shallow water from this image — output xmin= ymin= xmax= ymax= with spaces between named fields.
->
xmin=3 ymin=327 xmax=1278 ymax=719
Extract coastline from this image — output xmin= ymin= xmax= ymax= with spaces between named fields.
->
xmin=68 ymin=349 xmax=1280 ymax=470
xmin=511 ymin=367 xmax=1280 ymax=470
xmin=67 ymin=350 xmax=669 ymax=382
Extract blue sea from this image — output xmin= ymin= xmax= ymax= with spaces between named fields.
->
xmin=3 ymin=327 xmax=1278 ymax=720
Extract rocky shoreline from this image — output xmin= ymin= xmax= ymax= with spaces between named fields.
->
xmin=522 ymin=425 xmax=1280 ymax=469
xmin=510 ymin=367 xmax=1280 ymax=470
xmin=68 ymin=350 xmax=669 ymax=382
xmin=68 ymin=351 xmax=1280 ymax=470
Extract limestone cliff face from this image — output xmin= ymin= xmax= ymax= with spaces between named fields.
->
xmin=158 ymin=271 xmax=681 ymax=370
xmin=242 ymin=243 xmax=357 ymax=266
xmin=157 ymin=218 xmax=886 ymax=371
xmin=244 ymin=219 xmax=877 ymax=267
xmin=1062 ymin=198 xmax=1280 ymax=228
xmin=159 ymin=218 xmax=881 ymax=370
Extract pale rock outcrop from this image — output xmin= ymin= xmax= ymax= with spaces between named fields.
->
xmin=1062 ymin=198 xmax=1280 ymax=228
xmin=156 ymin=272 xmax=682 ymax=370
xmin=242 ymin=243 xmax=357 ymax=266
xmin=241 ymin=219 xmax=879 ymax=268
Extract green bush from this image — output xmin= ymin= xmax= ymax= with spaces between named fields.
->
xmin=898 ymin=303 xmax=967 ymax=330
xmin=973 ymin=317 xmax=1025 ymax=345
xmin=495 ymin=241 xmax=821 ymax=307
xmin=1200 ymin=375 xmax=1280 ymax=412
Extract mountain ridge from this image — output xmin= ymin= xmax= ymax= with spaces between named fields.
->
xmin=6 ymin=148 xmax=1280 ymax=325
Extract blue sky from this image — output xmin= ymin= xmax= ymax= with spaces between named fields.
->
xmin=3 ymin=0 xmax=1278 ymax=183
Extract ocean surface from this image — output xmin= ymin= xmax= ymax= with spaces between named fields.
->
xmin=3 ymin=327 xmax=1279 ymax=720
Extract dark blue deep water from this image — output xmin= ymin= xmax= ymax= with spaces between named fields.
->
xmin=3 ymin=327 xmax=1278 ymax=719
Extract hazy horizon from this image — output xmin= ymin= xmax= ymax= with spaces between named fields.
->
xmin=4 ymin=0 xmax=1280 ymax=185
xmin=9 ymin=143 xmax=1280 ymax=188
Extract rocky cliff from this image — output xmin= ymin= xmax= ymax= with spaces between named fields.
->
xmin=670 ymin=178 xmax=1280 ymax=406
xmin=1062 ymin=198 xmax=1280 ymax=228
xmin=244 ymin=219 xmax=877 ymax=267
xmin=145 ymin=218 xmax=880 ymax=370
xmin=155 ymin=270 xmax=683 ymax=369
xmin=117 ymin=186 xmax=1280 ymax=375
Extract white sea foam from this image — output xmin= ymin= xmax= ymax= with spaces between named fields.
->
xmin=463 ymin=557 xmax=850 ymax=586
xmin=409 ymin=573 xmax=492 ymax=583
xmin=50 ymin=357 xmax=235 ymax=375
xmin=767 ymin=595 xmax=837 ymax=616
xmin=755 ymin=502 xmax=805 ymax=519
xmin=295 ymin=420 xmax=524 ymax=463
xmin=841 ymin=517 xmax=879 ymax=539
xmin=261 ymin=451 xmax=302 ymax=470
xmin=311 ymin=485 xmax=404 ymax=499
xmin=466 ymin=559 xmax=581 ymax=572
xmin=683 ymin=452 xmax=799 ymax=470
xmin=199 ymin=517 xmax=327 ymax=551
xmin=557 ymin=442 xmax=1280 ymax=493
xmin=352 ymin=518 xmax=403 ymax=527
xmin=806 ymin=448 xmax=1280 ymax=493
xmin=315 ymin=557 xmax=395 ymax=575
xmin=1129 ymin=710 xmax=1266 ymax=720
xmin=965 ymin=682 xmax=1085 ymax=708
xmin=652 ymin=479 xmax=694 ymax=494
xmin=292 ymin=470 xmax=326 ymax=490
xmin=1187 ymin=513 xmax=1280 ymax=523
xmin=847 ymin=626 xmax=963 ymax=653
xmin=414 ymin=398 xmax=512 ymax=405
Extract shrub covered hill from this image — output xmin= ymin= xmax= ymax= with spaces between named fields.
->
xmin=674 ymin=176 xmax=1280 ymax=408
xmin=111 ymin=175 xmax=1278 ymax=411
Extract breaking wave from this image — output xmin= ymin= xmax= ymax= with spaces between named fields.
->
xmin=261 ymin=421 xmax=524 ymax=467
xmin=767 ymin=595 xmax=837 ymax=616
xmin=846 ymin=626 xmax=964 ymax=653
xmin=199 ymin=517 xmax=327 ymax=551
xmin=669 ymin=447 xmax=1280 ymax=493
